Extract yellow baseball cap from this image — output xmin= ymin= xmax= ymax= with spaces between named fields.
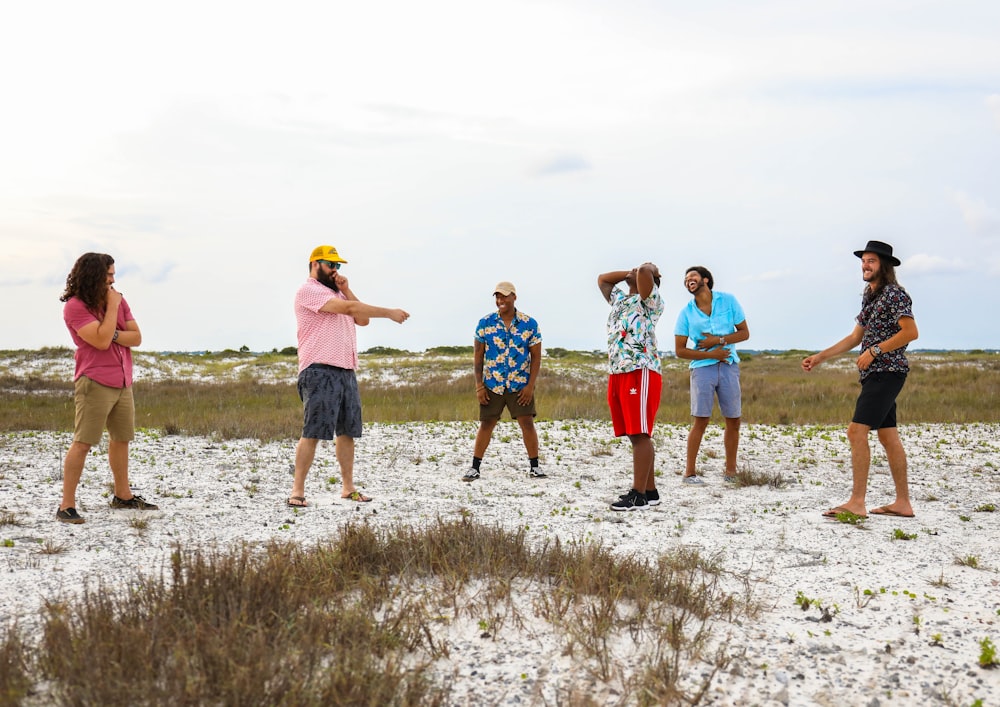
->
xmin=309 ymin=245 xmax=348 ymax=264
xmin=493 ymin=281 xmax=516 ymax=296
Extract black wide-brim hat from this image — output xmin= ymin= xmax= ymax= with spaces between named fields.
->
xmin=854 ymin=240 xmax=901 ymax=267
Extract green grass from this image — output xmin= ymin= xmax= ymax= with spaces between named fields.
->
xmin=2 ymin=349 xmax=999 ymax=440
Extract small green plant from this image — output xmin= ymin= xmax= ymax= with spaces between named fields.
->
xmin=831 ymin=509 xmax=866 ymax=525
xmin=892 ymin=528 xmax=917 ymax=541
xmin=974 ymin=503 xmax=996 ymax=512
xmin=929 ymin=633 xmax=943 ymax=647
xmin=956 ymin=555 xmax=981 ymax=569
xmin=979 ymin=637 xmax=997 ymax=668
xmin=2 ymin=538 xmax=14 ymax=548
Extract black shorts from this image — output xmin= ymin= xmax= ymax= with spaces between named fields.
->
xmin=479 ymin=389 xmax=536 ymax=421
xmin=852 ymin=372 xmax=906 ymax=429
xmin=298 ymin=364 xmax=363 ymax=440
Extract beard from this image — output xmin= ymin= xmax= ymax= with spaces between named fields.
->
xmin=317 ymin=268 xmax=339 ymax=292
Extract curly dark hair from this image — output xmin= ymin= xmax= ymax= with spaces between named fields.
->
xmin=60 ymin=253 xmax=115 ymax=312
xmin=685 ymin=265 xmax=714 ymax=290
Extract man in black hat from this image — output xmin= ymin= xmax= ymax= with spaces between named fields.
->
xmin=802 ymin=240 xmax=919 ymax=519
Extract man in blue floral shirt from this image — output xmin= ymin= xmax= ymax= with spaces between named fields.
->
xmin=802 ymin=240 xmax=919 ymax=519
xmin=464 ymin=281 xmax=544 ymax=481
xmin=598 ymin=262 xmax=664 ymax=511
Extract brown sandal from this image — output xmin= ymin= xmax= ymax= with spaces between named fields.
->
xmin=342 ymin=491 xmax=372 ymax=502
xmin=287 ymin=496 xmax=308 ymax=507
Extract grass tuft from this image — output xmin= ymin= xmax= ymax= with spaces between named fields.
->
xmin=2 ymin=517 xmax=757 ymax=705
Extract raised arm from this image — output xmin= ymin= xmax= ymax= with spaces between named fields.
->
xmin=597 ymin=270 xmax=629 ymax=303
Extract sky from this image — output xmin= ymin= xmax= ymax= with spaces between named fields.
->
xmin=2 ymin=1 xmax=999 ymax=355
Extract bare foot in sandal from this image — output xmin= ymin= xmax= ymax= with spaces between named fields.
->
xmin=342 ymin=490 xmax=372 ymax=502
xmin=287 ymin=496 xmax=309 ymax=507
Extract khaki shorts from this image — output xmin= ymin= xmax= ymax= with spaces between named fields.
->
xmin=73 ymin=376 xmax=135 ymax=445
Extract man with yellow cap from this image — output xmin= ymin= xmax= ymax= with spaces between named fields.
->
xmin=288 ymin=245 xmax=410 ymax=507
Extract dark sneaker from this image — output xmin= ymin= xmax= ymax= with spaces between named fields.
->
xmin=645 ymin=489 xmax=661 ymax=506
xmin=110 ymin=494 xmax=159 ymax=510
xmin=610 ymin=489 xmax=648 ymax=512
xmin=462 ymin=467 xmax=480 ymax=482
xmin=56 ymin=507 xmax=85 ymax=524
xmin=529 ymin=466 xmax=547 ymax=478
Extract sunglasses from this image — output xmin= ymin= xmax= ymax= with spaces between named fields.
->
xmin=318 ymin=260 xmax=341 ymax=270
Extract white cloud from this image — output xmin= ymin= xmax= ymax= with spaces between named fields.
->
xmin=988 ymin=94 xmax=1000 ymax=130
xmin=905 ymin=253 xmax=969 ymax=275
xmin=954 ymin=191 xmax=1000 ymax=238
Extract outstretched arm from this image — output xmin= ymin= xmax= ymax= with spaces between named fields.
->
xmin=802 ymin=325 xmax=864 ymax=371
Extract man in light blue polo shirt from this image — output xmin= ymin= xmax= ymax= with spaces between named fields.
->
xmin=674 ymin=266 xmax=750 ymax=485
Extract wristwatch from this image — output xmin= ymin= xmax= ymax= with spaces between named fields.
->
xmin=870 ymin=344 xmax=882 ymax=357
xmin=112 ymin=330 xmax=119 ymax=342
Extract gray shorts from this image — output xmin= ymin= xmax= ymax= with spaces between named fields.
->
xmin=690 ymin=363 xmax=742 ymax=418
xmin=298 ymin=364 xmax=363 ymax=440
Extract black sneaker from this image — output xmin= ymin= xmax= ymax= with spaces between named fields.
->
xmin=462 ymin=467 xmax=480 ymax=482
xmin=645 ymin=489 xmax=661 ymax=506
xmin=110 ymin=494 xmax=159 ymax=510
xmin=610 ymin=489 xmax=648 ymax=512
xmin=528 ymin=466 xmax=547 ymax=478
xmin=56 ymin=507 xmax=85 ymax=524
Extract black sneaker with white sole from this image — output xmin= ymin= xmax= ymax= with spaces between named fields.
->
xmin=56 ymin=507 xmax=85 ymax=524
xmin=645 ymin=489 xmax=661 ymax=506
xmin=462 ymin=467 xmax=480 ymax=482
xmin=610 ymin=489 xmax=648 ymax=511
xmin=110 ymin=494 xmax=159 ymax=510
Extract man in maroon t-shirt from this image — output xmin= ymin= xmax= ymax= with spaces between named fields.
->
xmin=57 ymin=253 xmax=158 ymax=524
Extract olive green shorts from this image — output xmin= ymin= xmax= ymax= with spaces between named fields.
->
xmin=73 ymin=376 xmax=135 ymax=445
xmin=479 ymin=389 xmax=536 ymax=421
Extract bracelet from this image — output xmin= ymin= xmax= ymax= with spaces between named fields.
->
xmin=719 ymin=336 xmax=726 ymax=346
xmin=112 ymin=330 xmax=119 ymax=342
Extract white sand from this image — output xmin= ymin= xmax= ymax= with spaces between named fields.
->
xmin=2 ymin=419 xmax=999 ymax=705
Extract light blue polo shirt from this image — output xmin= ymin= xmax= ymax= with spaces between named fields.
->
xmin=674 ymin=291 xmax=745 ymax=369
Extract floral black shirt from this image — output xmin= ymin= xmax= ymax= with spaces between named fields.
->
xmin=856 ymin=284 xmax=914 ymax=381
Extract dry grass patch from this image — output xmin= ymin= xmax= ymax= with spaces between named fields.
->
xmin=2 ymin=517 xmax=757 ymax=706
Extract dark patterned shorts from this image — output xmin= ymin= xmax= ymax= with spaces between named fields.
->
xmin=298 ymin=364 xmax=363 ymax=440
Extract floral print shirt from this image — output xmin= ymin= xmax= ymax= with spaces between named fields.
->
xmin=475 ymin=310 xmax=542 ymax=393
xmin=856 ymin=284 xmax=914 ymax=381
xmin=606 ymin=286 xmax=664 ymax=374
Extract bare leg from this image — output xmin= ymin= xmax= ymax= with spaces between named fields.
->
xmin=291 ymin=437 xmax=319 ymax=500
xmin=629 ymin=433 xmax=655 ymax=492
xmin=685 ymin=417 xmax=710 ymax=476
xmin=108 ymin=440 xmax=132 ymax=499
xmin=61 ymin=441 xmax=91 ymax=510
xmin=874 ymin=427 xmax=913 ymax=516
xmin=516 ymin=416 xmax=538 ymax=458
xmin=723 ymin=417 xmax=741 ymax=476
xmin=473 ymin=418 xmax=499 ymax=458
xmin=831 ymin=421 xmax=872 ymax=516
xmin=336 ymin=435 xmax=358 ymax=496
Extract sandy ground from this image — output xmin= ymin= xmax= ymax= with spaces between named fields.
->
xmin=1 ymin=417 xmax=999 ymax=706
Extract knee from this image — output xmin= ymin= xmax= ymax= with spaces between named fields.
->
xmin=846 ymin=423 xmax=870 ymax=445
